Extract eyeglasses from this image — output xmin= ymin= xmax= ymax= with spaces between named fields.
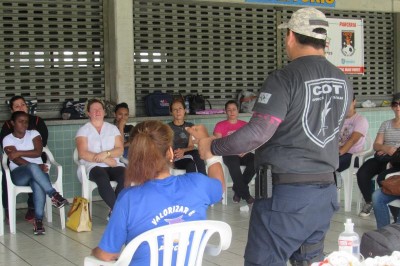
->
xmin=391 ymin=101 xmax=400 ymax=108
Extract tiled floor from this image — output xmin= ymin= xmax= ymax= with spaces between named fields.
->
xmin=0 ymin=187 xmax=377 ymax=266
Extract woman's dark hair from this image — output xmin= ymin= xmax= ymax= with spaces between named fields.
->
xmin=126 ymin=120 xmax=173 ymax=186
xmin=225 ymin=100 xmax=239 ymax=110
xmin=9 ymin=96 xmax=26 ymax=109
xmin=114 ymin=102 xmax=129 ymax=113
xmin=169 ymin=98 xmax=185 ymax=113
xmin=86 ymin=98 xmax=105 ymax=113
xmin=11 ymin=111 xmax=28 ymax=122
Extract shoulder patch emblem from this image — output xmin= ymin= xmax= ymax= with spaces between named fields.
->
xmin=258 ymin=92 xmax=272 ymax=104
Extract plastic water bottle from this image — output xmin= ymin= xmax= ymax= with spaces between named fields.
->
xmin=185 ymin=97 xmax=190 ymax=114
xmin=338 ymin=218 xmax=360 ymax=259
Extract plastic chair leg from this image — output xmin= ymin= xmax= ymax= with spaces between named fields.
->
xmin=343 ymin=169 xmax=353 ymax=212
xmin=8 ymin=192 xmax=17 ymax=234
xmin=0 ymin=208 xmax=4 ymax=236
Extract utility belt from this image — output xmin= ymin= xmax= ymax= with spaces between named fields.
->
xmin=255 ymin=164 xmax=335 ymax=199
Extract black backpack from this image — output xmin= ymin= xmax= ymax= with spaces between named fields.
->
xmin=187 ymin=94 xmax=211 ymax=115
xmin=60 ymin=99 xmax=87 ymax=119
xmin=144 ymin=91 xmax=173 ymax=116
xmin=360 ymin=224 xmax=400 ymax=258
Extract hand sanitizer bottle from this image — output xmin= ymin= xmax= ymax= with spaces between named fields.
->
xmin=338 ymin=218 xmax=360 ymax=259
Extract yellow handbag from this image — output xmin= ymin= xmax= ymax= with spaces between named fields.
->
xmin=66 ymin=196 xmax=92 ymax=232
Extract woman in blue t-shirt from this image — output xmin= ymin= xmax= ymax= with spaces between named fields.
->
xmin=91 ymin=120 xmax=224 ymax=265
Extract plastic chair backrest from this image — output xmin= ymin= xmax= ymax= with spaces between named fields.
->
xmin=84 ymin=220 xmax=232 ymax=266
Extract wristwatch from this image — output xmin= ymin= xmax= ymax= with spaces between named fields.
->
xmin=106 ymin=151 xmax=111 ymax=158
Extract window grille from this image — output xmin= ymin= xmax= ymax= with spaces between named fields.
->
xmin=133 ymin=0 xmax=394 ymax=116
xmin=0 ymin=0 xmax=105 ymax=119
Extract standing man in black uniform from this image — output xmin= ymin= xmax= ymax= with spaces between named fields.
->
xmin=188 ymin=7 xmax=352 ymax=265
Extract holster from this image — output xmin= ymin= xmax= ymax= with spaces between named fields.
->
xmin=255 ymin=165 xmax=273 ymax=199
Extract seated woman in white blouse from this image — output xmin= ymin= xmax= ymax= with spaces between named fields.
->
xmin=75 ymin=98 xmax=125 ymax=218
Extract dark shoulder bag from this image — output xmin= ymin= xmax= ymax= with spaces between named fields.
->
xmin=389 ymin=147 xmax=400 ymax=168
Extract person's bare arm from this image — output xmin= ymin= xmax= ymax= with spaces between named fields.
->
xmin=373 ymin=132 xmax=397 ymax=156
xmin=213 ymin=132 xmax=222 ymax=139
xmin=5 ymin=135 xmax=43 ymax=165
xmin=339 ymin=131 xmax=363 ymax=155
xmin=76 ymin=136 xmax=97 ymax=162
xmin=102 ymin=136 xmax=123 ymax=167
xmin=91 ymin=247 xmax=119 ymax=262
xmin=206 ymin=159 xmax=225 ymax=190
xmin=186 ymin=126 xmax=224 ymax=189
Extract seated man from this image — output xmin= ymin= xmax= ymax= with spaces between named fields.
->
xmin=214 ymin=100 xmax=255 ymax=204
xmin=338 ymin=95 xmax=369 ymax=173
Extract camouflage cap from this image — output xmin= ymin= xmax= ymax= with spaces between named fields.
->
xmin=278 ymin=7 xmax=329 ymax=40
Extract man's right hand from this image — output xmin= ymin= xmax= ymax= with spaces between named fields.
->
xmin=186 ymin=125 xmax=214 ymax=160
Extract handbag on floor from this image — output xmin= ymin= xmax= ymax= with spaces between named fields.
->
xmin=66 ymin=196 xmax=92 ymax=232
xmin=360 ymin=224 xmax=400 ymax=258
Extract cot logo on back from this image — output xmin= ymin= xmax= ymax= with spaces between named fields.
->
xmin=302 ymin=78 xmax=348 ymax=148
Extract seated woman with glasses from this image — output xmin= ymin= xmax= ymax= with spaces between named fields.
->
xmin=356 ymin=93 xmax=400 ymax=218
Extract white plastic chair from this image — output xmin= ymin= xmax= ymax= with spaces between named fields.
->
xmin=2 ymin=146 xmax=66 ymax=234
xmin=222 ymin=163 xmax=256 ymax=206
xmin=84 ymin=220 xmax=232 ymax=266
xmin=0 ymin=170 xmax=4 ymax=236
xmin=169 ymin=167 xmax=186 ymax=176
xmin=339 ymin=133 xmax=373 ymax=212
xmin=73 ymin=148 xmax=117 ymax=217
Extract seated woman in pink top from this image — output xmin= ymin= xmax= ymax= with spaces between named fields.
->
xmin=214 ymin=100 xmax=256 ymax=204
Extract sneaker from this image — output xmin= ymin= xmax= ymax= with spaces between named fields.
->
xmin=51 ymin=192 xmax=69 ymax=208
xmin=233 ymin=193 xmax=241 ymax=203
xmin=25 ymin=208 xmax=35 ymax=223
xmin=245 ymin=196 xmax=255 ymax=205
xmin=33 ymin=219 xmax=45 ymax=235
xmin=359 ymin=202 xmax=373 ymax=217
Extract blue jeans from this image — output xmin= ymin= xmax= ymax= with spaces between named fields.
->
xmin=372 ymin=189 xmax=400 ymax=229
xmin=11 ymin=163 xmax=56 ymax=220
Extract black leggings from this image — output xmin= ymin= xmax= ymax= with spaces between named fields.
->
xmin=223 ymin=153 xmax=255 ymax=200
xmin=356 ymin=157 xmax=400 ymax=203
xmin=89 ymin=166 xmax=125 ymax=210
xmin=174 ymin=150 xmax=206 ymax=175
